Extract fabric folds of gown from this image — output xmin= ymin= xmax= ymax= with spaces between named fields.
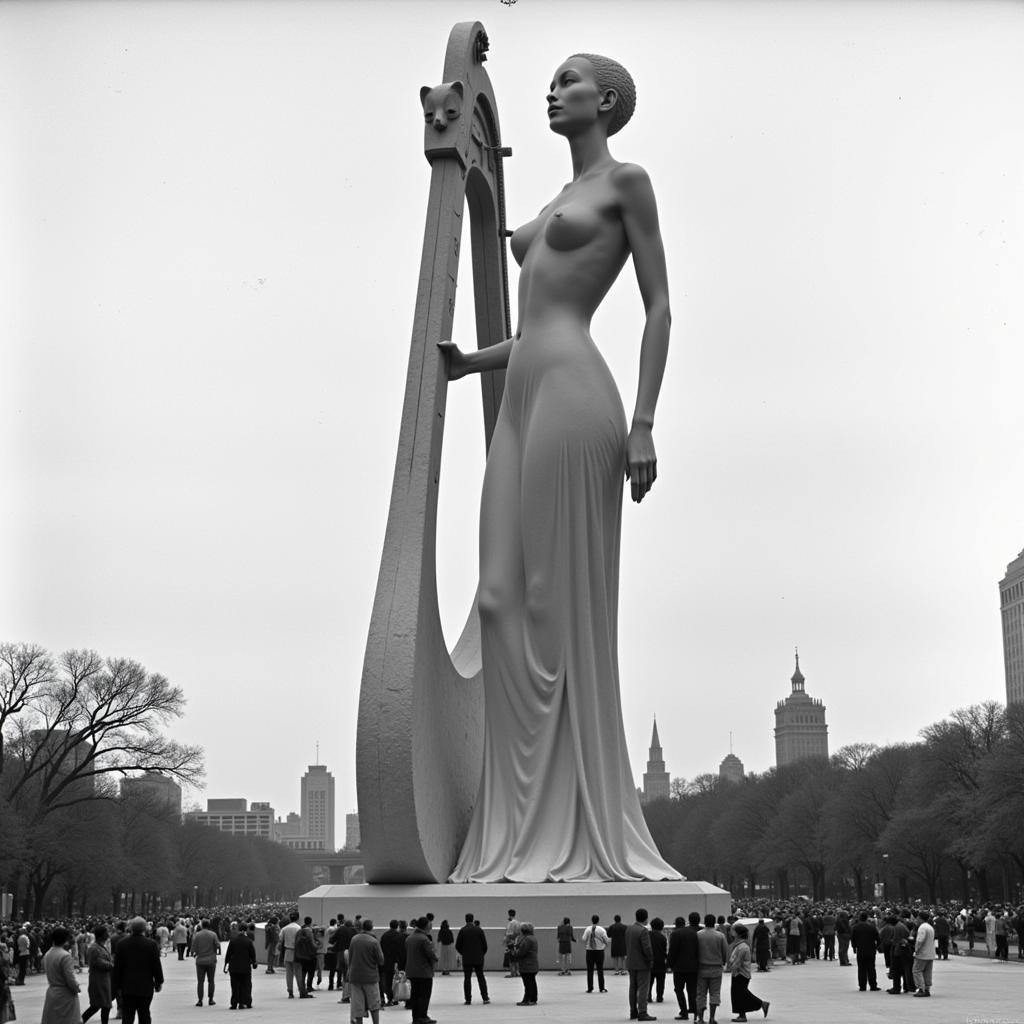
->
xmin=449 ymin=329 xmax=681 ymax=884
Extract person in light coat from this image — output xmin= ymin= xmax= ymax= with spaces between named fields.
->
xmin=41 ymin=927 xmax=82 ymax=1024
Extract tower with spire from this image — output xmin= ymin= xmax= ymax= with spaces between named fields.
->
xmin=641 ymin=717 xmax=671 ymax=803
xmin=718 ymin=732 xmax=745 ymax=784
xmin=773 ymin=648 xmax=829 ymax=767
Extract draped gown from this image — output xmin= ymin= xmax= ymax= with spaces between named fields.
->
xmin=449 ymin=177 xmax=681 ymax=883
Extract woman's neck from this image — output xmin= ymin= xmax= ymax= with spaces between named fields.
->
xmin=566 ymin=126 xmax=612 ymax=180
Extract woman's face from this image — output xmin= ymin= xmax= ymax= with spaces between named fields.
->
xmin=546 ymin=57 xmax=604 ymax=137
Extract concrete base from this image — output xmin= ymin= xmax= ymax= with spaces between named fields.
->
xmin=299 ymin=881 xmax=731 ymax=971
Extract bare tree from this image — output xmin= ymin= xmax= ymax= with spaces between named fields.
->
xmin=3 ymin=648 xmax=204 ymax=816
xmin=0 ymin=642 xmax=56 ymax=766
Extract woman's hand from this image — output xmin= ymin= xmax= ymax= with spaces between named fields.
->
xmin=437 ymin=340 xmax=471 ymax=381
xmin=626 ymin=423 xmax=657 ymax=503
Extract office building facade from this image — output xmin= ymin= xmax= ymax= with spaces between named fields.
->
xmin=1000 ymin=548 xmax=1024 ymax=705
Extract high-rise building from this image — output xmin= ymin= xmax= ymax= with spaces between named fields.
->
xmin=193 ymin=799 xmax=275 ymax=838
xmin=120 ymin=772 xmax=182 ymax=817
xmin=999 ymin=548 xmax=1024 ymax=705
xmin=774 ymin=650 xmax=829 ymax=767
xmin=29 ymin=729 xmax=95 ymax=798
xmin=641 ymin=718 xmax=671 ymax=803
xmin=719 ymin=753 xmax=745 ymax=784
xmin=345 ymin=812 xmax=361 ymax=851
xmin=300 ymin=764 xmax=336 ymax=852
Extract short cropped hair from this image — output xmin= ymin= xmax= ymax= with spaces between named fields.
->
xmin=568 ymin=53 xmax=636 ymax=135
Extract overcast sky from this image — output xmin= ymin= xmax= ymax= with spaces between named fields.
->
xmin=3 ymin=0 xmax=1022 ymax=836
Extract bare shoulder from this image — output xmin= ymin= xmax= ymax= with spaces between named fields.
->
xmin=609 ymin=161 xmax=654 ymax=197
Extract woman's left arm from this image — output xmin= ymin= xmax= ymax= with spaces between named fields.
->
xmin=615 ymin=162 xmax=671 ymax=504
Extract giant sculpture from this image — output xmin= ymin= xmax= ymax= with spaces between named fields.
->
xmin=356 ymin=21 xmax=679 ymax=884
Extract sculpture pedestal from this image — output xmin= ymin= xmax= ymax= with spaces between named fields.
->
xmin=299 ymin=881 xmax=731 ymax=971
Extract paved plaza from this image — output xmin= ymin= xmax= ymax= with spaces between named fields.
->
xmin=10 ymin=952 xmax=1024 ymax=1024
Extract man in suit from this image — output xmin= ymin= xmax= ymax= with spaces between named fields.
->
xmin=667 ymin=912 xmax=700 ymax=1021
xmin=112 ymin=918 xmax=163 ymax=1024
xmin=850 ymin=910 xmax=880 ymax=992
xmin=625 ymin=907 xmax=656 ymax=1022
xmin=224 ymin=921 xmax=258 ymax=1009
xmin=455 ymin=912 xmax=489 ymax=1006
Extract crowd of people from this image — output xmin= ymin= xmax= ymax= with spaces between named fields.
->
xmin=1 ymin=897 xmax=1021 ymax=1024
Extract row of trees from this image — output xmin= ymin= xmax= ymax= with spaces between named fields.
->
xmin=642 ymin=700 xmax=1024 ymax=907
xmin=0 ymin=642 xmax=309 ymax=919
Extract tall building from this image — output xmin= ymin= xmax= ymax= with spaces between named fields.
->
xmin=193 ymin=799 xmax=275 ymax=838
xmin=29 ymin=730 xmax=95 ymax=798
xmin=719 ymin=753 xmax=745 ymax=785
xmin=300 ymin=764 xmax=336 ymax=852
xmin=120 ymin=772 xmax=182 ymax=817
xmin=641 ymin=718 xmax=671 ymax=803
xmin=999 ymin=548 xmax=1024 ymax=705
xmin=345 ymin=812 xmax=361 ymax=851
xmin=774 ymin=650 xmax=829 ymax=767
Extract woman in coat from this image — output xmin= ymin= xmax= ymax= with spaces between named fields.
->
xmin=513 ymin=923 xmax=539 ymax=1006
xmin=41 ymin=926 xmax=82 ymax=1024
xmin=726 ymin=925 xmax=769 ymax=1023
xmin=437 ymin=921 xmax=456 ymax=975
xmin=81 ymin=925 xmax=114 ymax=1024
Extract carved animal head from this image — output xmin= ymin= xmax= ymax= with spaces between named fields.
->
xmin=420 ymin=81 xmax=464 ymax=132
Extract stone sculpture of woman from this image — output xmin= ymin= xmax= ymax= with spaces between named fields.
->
xmin=440 ymin=53 xmax=680 ymax=883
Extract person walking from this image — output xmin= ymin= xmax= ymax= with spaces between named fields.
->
xmin=172 ymin=920 xmax=188 ymax=962
xmin=347 ymin=920 xmax=385 ymax=1024
xmin=224 ymin=921 xmax=257 ymax=1009
xmin=190 ymin=920 xmax=221 ymax=1007
xmin=625 ymin=908 xmax=656 ymax=1021
xmin=81 ymin=924 xmax=115 ymax=1024
xmin=112 ymin=918 xmax=163 ymax=1024
xmin=695 ymin=914 xmax=729 ymax=1024
xmin=580 ymin=914 xmax=609 ymax=994
xmin=455 ymin=912 xmax=489 ymax=1006
xmin=405 ymin=917 xmax=438 ymax=1023
xmin=41 ymin=926 xmax=82 ymax=1024
xmin=725 ymin=926 xmax=767 ymax=1023
xmin=512 ymin=922 xmax=539 ymax=1006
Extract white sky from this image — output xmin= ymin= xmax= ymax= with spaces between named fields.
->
xmin=2 ymin=0 xmax=1023 ymax=833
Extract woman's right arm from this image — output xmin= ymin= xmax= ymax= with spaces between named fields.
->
xmin=438 ymin=337 xmax=515 ymax=380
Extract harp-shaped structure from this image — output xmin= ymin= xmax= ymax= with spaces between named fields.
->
xmin=356 ymin=21 xmax=511 ymax=883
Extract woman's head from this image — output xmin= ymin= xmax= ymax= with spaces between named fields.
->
xmin=566 ymin=53 xmax=636 ymax=135
xmin=733 ymin=924 xmax=749 ymax=940
xmin=547 ymin=54 xmax=636 ymax=138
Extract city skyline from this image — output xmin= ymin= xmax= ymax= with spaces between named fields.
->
xmin=3 ymin=0 xmax=1022 ymax=822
